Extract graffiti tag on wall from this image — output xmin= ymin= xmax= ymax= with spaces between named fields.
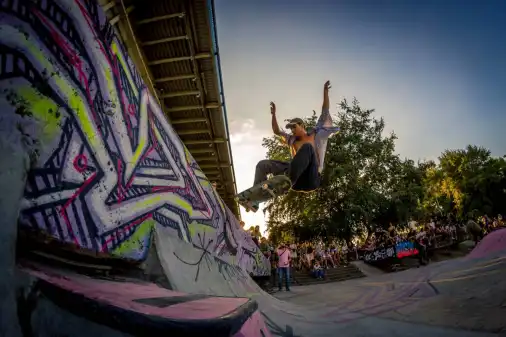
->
xmin=0 ymin=0 xmax=269 ymax=276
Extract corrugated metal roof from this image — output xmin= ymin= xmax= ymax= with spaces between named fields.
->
xmin=101 ymin=0 xmax=240 ymax=218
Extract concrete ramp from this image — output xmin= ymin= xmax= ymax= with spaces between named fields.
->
xmin=467 ymin=228 xmax=506 ymax=260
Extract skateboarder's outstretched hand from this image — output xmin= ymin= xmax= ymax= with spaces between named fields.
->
xmin=324 ymin=80 xmax=331 ymax=90
xmin=270 ymin=101 xmax=276 ymax=115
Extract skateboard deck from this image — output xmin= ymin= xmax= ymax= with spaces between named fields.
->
xmin=235 ymin=175 xmax=292 ymax=213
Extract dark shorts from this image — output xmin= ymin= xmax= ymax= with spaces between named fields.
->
xmin=291 ymin=143 xmax=320 ymax=191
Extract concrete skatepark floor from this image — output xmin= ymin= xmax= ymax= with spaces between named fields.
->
xmin=268 ymin=257 xmax=506 ymax=336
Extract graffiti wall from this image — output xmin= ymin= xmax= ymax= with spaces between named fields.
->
xmin=0 ymin=0 xmax=269 ymax=276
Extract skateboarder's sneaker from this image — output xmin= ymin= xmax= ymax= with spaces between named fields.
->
xmin=235 ymin=175 xmax=291 ymax=212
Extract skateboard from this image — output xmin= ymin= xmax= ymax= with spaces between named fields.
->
xmin=235 ymin=175 xmax=292 ymax=213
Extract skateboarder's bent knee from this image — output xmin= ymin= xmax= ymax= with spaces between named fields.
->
xmin=254 ymin=159 xmax=289 ymax=185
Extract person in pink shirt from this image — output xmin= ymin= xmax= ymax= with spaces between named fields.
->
xmin=276 ymin=243 xmax=291 ymax=291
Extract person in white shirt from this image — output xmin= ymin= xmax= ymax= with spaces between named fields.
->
xmin=289 ymin=243 xmax=299 ymax=270
xmin=415 ymin=230 xmax=428 ymax=265
xmin=409 ymin=219 xmax=418 ymax=231
xmin=429 ymin=219 xmax=436 ymax=230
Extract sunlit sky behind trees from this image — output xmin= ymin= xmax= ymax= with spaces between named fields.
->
xmin=214 ymin=0 xmax=506 ymax=236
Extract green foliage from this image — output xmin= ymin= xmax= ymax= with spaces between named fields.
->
xmin=262 ymin=98 xmax=506 ymax=243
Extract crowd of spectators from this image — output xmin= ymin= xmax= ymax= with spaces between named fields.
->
xmin=243 ymin=214 xmax=505 ymax=289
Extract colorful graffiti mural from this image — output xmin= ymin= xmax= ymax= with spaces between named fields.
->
xmin=0 ymin=0 xmax=268 ymax=275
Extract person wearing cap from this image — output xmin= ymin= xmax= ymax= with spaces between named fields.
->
xmin=252 ymin=80 xmax=340 ymax=192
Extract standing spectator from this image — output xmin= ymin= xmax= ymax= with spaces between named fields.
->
xmin=498 ymin=215 xmax=504 ymax=227
xmin=341 ymin=243 xmax=348 ymax=265
xmin=268 ymin=248 xmax=279 ymax=289
xmin=253 ymin=226 xmax=261 ymax=241
xmin=276 ymin=243 xmax=291 ymax=291
xmin=248 ymin=226 xmax=260 ymax=246
xmin=260 ymin=237 xmax=269 ymax=252
xmin=304 ymin=246 xmax=314 ymax=271
xmin=289 ymin=243 xmax=299 ymax=270
xmin=466 ymin=219 xmax=483 ymax=246
xmin=415 ymin=229 xmax=429 ymax=265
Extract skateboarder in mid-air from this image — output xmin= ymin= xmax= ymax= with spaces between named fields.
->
xmin=253 ymin=80 xmax=340 ymax=192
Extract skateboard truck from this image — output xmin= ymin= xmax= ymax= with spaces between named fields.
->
xmin=262 ymin=184 xmax=276 ymax=197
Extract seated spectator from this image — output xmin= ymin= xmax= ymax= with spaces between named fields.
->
xmin=330 ymin=247 xmax=340 ymax=266
xmin=322 ymin=249 xmax=335 ymax=268
xmin=312 ymin=260 xmax=325 ymax=279
xmin=331 ymin=247 xmax=341 ymax=266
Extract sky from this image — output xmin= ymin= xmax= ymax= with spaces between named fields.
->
xmin=214 ymin=0 xmax=506 ymax=236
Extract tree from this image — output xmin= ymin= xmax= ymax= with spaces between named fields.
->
xmin=422 ymin=145 xmax=506 ymax=219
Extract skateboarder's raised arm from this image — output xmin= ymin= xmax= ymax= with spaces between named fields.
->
xmin=270 ymin=102 xmax=282 ymax=135
xmin=270 ymin=102 xmax=295 ymax=145
xmin=322 ymin=80 xmax=330 ymax=112
xmin=316 ymin=80 xmax=333 ymax=128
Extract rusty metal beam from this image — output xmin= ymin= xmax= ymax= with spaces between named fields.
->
xmin=184 ymin=138 xmax=225 ymax=145
xmin=165 ymin=103 xmax=220 ymax=112
xmin=141 ymin=35 xmax=188 ymax=46
xmin=176 ymin=129 xmax=210 ymax=136
xmin=194 ymin=156 xmax=217 ymax=162
xmin=199 ymin=163 xmax=231 ymax=169
xmin=147 ymin=53 xmax=212 ymax=66
xmin=110 ymin=6 xmax=134 ymax=26
xmin=219 ymin=180 xmax=236 ymax=187
xmin=188 ymin=148 xmax=215 ymax=154
xmin=136 ymin=12 xmax=185 ymax=25
xmin=170 ymin=117 xmax=207 ymax=124
xmin=160 ymin=90 xmax=200 ymax=99
xmin=102 ymin=1 xmax=115 ymax=12
xmin=155 ymin=74 xmax=196 ymax=83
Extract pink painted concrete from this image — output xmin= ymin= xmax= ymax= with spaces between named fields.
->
xmin=22 ymin=265 xmax=248 ymax=320
xmin=467 ymin=228 xmax=506 ymax=259
xmin=232 ymin=311 xmax=272 ymax=337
